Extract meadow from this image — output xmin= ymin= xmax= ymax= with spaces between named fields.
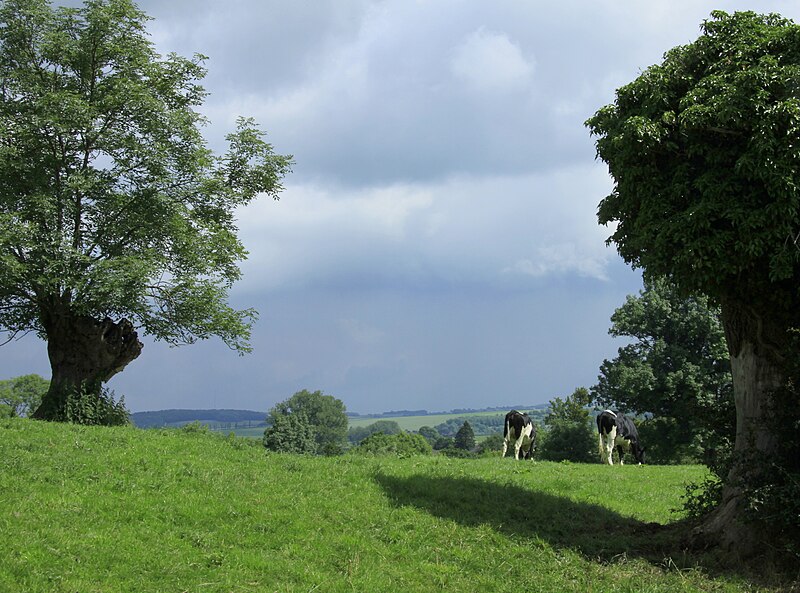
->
xmin=0 ymin=418 xmax=792 ymax=592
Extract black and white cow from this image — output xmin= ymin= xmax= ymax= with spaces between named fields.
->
xmin=502 ymin=410 xmax=536 ymax=460
xmin=596 ymin=410 xmax=645 ymax=465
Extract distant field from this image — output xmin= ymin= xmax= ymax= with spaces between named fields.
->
xmin=1 ymin=418 xmax=787 ymax=592
xmin=347 ymin=411 xmax=507 ymax=431
xmin=214 ymin=410 xmax=521 ymax=438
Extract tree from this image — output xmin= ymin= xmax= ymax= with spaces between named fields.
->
xmin=269 ymin=390 xmax=348 ymax=454
xmin=347 ymin=420 xmax=402 ymax=444
xmin=538 ymin=387 xmax=595 ymax=463
xmin=586 ymin=10 xmax=800 ymax=551
xmin=0 ymin=0 xmax=292 ymax=420
xmin=0 ymin=374 xmax=48 ymax=417
xmin=263 ymin=412 xmax=317 ymax=455
xmin=453 ymin=421 xmax=475 ymax=451
xmin=593 ymin=277 xmax=734 ymax=464
xmin=417 ymin=425 xmax=440 ymax=445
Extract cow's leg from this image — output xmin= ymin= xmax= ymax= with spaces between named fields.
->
xmin=501 ymin=439 xmax=508 ymax=458
xmin=513 ymin=439 xmax=521 ymax=460
xmin=617 ymin=445 xmax=625 ymax=465
xmin=605 ymin=427 xmax=617 ymax=465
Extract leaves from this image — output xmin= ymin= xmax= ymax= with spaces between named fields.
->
xmin=0 ymin=0 xmax=291 ymax=352
xmin=587 ymin=11 xmax=800 ymax=302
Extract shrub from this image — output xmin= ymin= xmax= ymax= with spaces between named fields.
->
xmin=53 ymin=386 xmax=130 ymax=426
xmin=351 ymin=432 xmax=432 ymax=457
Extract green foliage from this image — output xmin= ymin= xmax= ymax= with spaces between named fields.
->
xmin=453 ymin=421 xmax=476 ymax=450
xmin=433 ymin=436 xmax=454 ymax=450
xmin=433 ymin=414 xmax=505 ymax=437
xmin=269 ymin=389 xmax=348 ymax=454
xmin=437 ymin=446 xmax=478 ymax=459
xmin=348 ymin=420 xmax=402 ymax=444
xmin=51 ymin=386 xmax=130 ymax=426
xmin=0 ymin=0 xmax=291 ymax=417
xmin=351 ymin=431 xmax=432 ymax=457
xmin=586 ymin=11 xmax=800 ymax=301
xmin=593 ymin=277 xmax=735 ymax=465
xmin=2 ymin=418 xmax=792 ymax=591
xmin=476 ymin=433 xmax=505 ymax=456
xmin=263 ymin=412 xmax=317 ymax=455
xmin=0 ymin=374 xmax=48 ymax=417
xmin=538 ymin=388 xmax=595 ymax=463
xmin=417 ymin=425 xmax=440 ymax=444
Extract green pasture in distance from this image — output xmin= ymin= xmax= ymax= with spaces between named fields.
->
xmin=347 ymin=411 xmax=507 ymax=432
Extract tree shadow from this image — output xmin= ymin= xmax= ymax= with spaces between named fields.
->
xmin=374 ymin=473 xmax=686 ymax=564
xmin=375 ymin=473 xmax=798 ymax=589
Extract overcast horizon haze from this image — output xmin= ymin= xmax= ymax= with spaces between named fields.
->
xmin=2 ymin=1 xmax=798 ymax=415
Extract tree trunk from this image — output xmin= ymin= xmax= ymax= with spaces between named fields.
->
xmin=32 ymin=312 xmax=143 ymax=420
xmin=693 ymin=298 xmax=786 ymax=556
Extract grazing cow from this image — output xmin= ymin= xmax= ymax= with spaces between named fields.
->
xmin=596 ymin=410 xmax=645 ymax=465
xmin=502 ymin=410 xmax=536 ymax=460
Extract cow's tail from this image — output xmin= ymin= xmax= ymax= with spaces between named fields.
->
xmin=503 ymin=418 xmax=510 ymax=439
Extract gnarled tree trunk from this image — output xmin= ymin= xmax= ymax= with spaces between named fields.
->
xmin=32 ymin=311 xmax=143 ymax=420
xmin=694 ymin=297 xmax=786 ymax=556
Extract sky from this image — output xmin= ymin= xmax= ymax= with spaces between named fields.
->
xmin=3 ymin=0 xmax=798 ymax=415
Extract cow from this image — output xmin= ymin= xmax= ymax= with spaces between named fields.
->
xmin=502 ymin=410 xmax=537 ymax=460
xmin=596 ymin=410 xmax=645 ymax=465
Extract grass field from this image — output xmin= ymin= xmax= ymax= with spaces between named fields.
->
xmin=0 ymin=418 xmax=793 ymax=592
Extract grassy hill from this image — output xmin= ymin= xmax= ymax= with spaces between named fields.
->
xmin=0 ymin=418 xmax=790 ymax=592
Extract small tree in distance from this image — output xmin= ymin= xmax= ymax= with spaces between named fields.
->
xmin=263 ymin=413 xmax=317 ymax=455
xmin=538 ymin=388 xmax=595 ymax=463
xmin=267 ymin=390 xmax=348 ymax=455
xmin=0 ymin=374 xmax=49 ymax=417
xmin=454 ymin=421 xmax=476 ymax=451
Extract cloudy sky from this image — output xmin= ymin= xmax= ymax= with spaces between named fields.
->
xmin=3 ymin=0 xmax=798 ymax=414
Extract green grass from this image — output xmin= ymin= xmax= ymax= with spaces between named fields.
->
xmin=0 ymin=418 xmax=791 ymax=592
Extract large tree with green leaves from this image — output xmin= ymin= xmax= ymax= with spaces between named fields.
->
xmin=593 ymin=277 xmax=734 ymax=464
xmin=0 ymin=0 xmax=291 ymax=419
xmin=586 ymin=11 xmax=800 ymax=552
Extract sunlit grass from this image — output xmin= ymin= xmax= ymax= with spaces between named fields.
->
xmin=0 ymin=418 xmax=786 ymax=592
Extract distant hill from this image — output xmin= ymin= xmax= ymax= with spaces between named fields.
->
xmin=131 ymin=409 xmax=266 ymax=429
xmin=133 ymin=404 xmax=548 ymax=429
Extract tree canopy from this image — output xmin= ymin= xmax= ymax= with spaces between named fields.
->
xmin=268 ymin=390 xmax=348 ymax=455
xmin=586 ymin=10 xmax=800 ymax=554
xmin=593 ymin=277 xmax=734 ymax=464
xmin=0 ymin=0 xmax=291 ymax=418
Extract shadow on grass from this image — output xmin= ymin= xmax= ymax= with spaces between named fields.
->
xmin=375 ymin=473 xmax=687 ymax=564
xmin=375 ymin=473 xmax=799 ymax=590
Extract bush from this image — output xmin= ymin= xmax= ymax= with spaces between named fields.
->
xmin=537 ymin=420 xmax=595 ymax=463
xmin=477 ymin=434 xmax=505 ymax=456
xmin=53 ymin=386 xmax=130 ymax=426
xmin=351 ymin=432 xmax=432 ymax=457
